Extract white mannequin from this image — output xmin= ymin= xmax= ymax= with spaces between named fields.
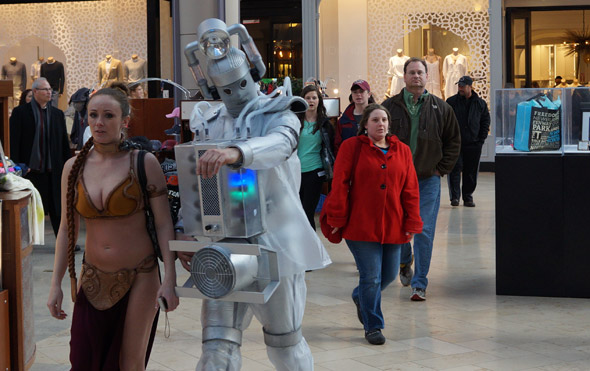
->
xmin=387 ymin=48 xmax=410 ymax=97
xmin=443 ymin=47 xmax=468 ymax=98
xmin=31 ymin=57 xmax=44 ymax=82
xmin=423 ymin=48 xmax=444 ymax=99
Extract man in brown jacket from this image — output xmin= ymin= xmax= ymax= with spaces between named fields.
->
xmin=382 ymin=57 xmax=460 ymax=301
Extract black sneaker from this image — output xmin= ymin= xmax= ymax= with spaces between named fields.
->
xmin=451 ymin=199 xmax=460 ymax=206
xmin=352 ymin=297 xmax=363 ymax=325
xmin=365 ymin=329 xmax=386 ymax=345
xmin=464 ymin=200 xmax=476 ymax=207
xmin=74 ymin=245 xmax=81 ymax=252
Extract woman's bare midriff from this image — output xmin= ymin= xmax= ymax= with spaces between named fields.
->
xmin=83 ymin=212 xmax=155 ymax=272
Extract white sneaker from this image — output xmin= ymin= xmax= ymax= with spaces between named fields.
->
xmin=410 ymin=287 xmax=426 ymax=301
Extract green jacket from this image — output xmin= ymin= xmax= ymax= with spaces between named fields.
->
xmin=382 ymin=90 xmax=461 ymax=179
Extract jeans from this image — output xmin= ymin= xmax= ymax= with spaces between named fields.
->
xmin=400 ymin=175 xmax=441 ymax=290
xmin=447 ymin=144 xmax=482 ymax=202
xmin=346 ymin=240 xmax=401 ymax=331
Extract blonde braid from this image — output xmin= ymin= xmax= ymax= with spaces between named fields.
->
xmin=66 ymin=137 xmax=94 ymax=302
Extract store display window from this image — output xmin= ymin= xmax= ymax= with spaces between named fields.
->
xmin=495 ymin=87 xmax=590 ymax=155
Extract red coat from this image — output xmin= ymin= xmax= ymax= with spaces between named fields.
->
xmin=324 ymin=135 xmax=422 ymax=244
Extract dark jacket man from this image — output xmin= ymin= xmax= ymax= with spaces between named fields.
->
xmin=446 ymin=90 xmax=490 ymax=146
xmin=10 ymin=78 xmax=71 ymax=236
xmin=445 ymin=75 xmax=490 ymax=207
xmin=381 ymin=58 xmax=460 ymax=302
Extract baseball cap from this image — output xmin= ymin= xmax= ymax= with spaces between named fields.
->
xmin=161 ymin=139 xmax=177 ymax=151
xmin=456 ymin=76 xmax=473 ymax=86
xmin=350 ymin=79 xmax=370 ymax=92
xmin=165 ymin=107 xmax=181 ymax=119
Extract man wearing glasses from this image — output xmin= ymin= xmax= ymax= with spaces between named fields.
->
xmin=10 ymin=77 xmax=71 ymax=237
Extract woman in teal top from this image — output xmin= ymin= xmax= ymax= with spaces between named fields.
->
xmin=297 ymin=85 xmax=335 ymax=229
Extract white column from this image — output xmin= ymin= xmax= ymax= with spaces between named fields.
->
xmin=303 ymin=0 xmax=321 ymax=81
xmin=485 ymin=0 xmax=504 ymax=163
xmin=337 ymin=0 xmax=368 ymax=110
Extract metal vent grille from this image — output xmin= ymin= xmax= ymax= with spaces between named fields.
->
xmin=190 ymin=246 xmax=236 ymax=298
xmin=198 ymin=150 xmax=221 ymax=216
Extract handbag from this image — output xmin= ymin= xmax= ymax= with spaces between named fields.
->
xmin=319 ymin=137 xmax=362 ymax=243
xmin=137 ymin=150 xmax=163 ymax=261
xmin=319 ymin=122 xmax=336 ymax=180
xmin=514 ymin=93 xmax=561 ymax=151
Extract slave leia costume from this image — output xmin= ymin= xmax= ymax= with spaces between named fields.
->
xmin=172 ymin=18 xmax=331 ymax=370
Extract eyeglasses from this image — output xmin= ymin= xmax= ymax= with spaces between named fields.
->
xmin=35 ymin=88 xmax=52 ymax=92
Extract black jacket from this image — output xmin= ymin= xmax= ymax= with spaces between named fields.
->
xmin=382 ymin=91 xmax=460 ymax=179
xmin=9 ymin=101 xmax=71 ymax=206
xmin=446 ymin=91 xmax=490 ymax=146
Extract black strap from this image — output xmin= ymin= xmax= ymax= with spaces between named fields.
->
xmin=136 ymin=150 xmax=163 ymax=261
xmin=137 ymin=150 xmax=148 ymax=190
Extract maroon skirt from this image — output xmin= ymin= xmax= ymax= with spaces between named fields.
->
xmin=69 ymin=288 xmax=159 ymax=370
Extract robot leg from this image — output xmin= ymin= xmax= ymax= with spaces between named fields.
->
xmin=250 ymin=273 xmax=313 ymax=371
xmin=196 ymin=299 xmax=253 ymax=371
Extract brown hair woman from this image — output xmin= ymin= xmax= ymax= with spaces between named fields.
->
xmin=47 ymin=87 xmax=179 ymax=369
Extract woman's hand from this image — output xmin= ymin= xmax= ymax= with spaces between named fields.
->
xmin=47 ymin=285 xmax=67 ymax=320
xmin=405 ymin=232 xmax=415 ymax=242
xmin=157 ymin=281 xmax=179 ymax=312
xmin=175 ymin=232 xmax=196 ymax=272
xmin=177 ymin=251 xmax=194 ymax=272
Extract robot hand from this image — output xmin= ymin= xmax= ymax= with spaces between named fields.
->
xmin=197 ymin=148 xmax=242 ymax=178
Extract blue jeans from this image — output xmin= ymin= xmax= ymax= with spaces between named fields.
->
xmin=346 ymin=240 xmax=401 ymax=331
xmin=400 ymin=175 xmax=441 ymax=290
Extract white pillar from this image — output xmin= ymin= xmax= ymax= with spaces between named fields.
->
xmin=486 ymin=0 xmax=504 ymax=163
xmin=303 ymin=0 xmax=321 ymax=81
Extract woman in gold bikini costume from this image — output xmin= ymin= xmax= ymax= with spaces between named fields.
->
xmin=47 ymin=87 xmax=179 ymax=370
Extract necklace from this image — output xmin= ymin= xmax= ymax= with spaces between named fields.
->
xmin=93 ymin=140 xmax=121 ymax=154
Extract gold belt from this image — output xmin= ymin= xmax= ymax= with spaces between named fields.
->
xmin=80 ymin=255 xmax=157 ymax=311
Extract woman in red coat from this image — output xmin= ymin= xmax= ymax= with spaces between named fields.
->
xmin=324 ymin=103 xmax=422 ymax=345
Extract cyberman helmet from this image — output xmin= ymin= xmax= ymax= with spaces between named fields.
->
xmin=184 ymin=18 xmax=266 ymax=117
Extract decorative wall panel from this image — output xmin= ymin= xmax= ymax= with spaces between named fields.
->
xmin=0 ymin=0 xmax=146 ymax=99
xmin=368 ymin=0 xmax=490 ymax=103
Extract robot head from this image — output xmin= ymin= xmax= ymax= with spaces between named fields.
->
xmin=208 ymin=48 xmax=259 ymax=117
xmin=185 ymin=18 xmax=266 ymax=117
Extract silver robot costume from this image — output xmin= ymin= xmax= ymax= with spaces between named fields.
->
xmin=178 ymin=18 xmax=331 ymax=370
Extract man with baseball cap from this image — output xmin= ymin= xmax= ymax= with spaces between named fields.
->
xmin=446 ymin=75 xmax=490 ymax=207
xmin=334 ymin=79 xmax=374 ymax=153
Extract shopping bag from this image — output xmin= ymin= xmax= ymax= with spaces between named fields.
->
xmin=514 ymin=94 xmax=561 ymax=151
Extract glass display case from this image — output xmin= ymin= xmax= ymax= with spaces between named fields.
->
xmin=495 ymin=87 xmax=590 ymax=155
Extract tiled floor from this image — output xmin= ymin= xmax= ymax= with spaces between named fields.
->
xmin=30 ymin=173 xmax=590 ymax=370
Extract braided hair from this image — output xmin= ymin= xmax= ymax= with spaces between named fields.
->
xmin=66 ymin=137 xmax=94 ymax=301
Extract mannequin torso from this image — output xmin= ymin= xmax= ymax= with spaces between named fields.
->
xmin=423 ymin=50 xmax=443 ymax=98
xmin=387 ymin=51 xmax=410 ymax=96
xmin=443 ymin=50 xmax=468 ymax=98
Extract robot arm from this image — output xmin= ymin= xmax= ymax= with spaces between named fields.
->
xmin=230 ymin=112 xmax=299 ymax=170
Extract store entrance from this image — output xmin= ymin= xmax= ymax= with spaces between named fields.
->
xmin=506 ymin=7 xmax=590 ymax=88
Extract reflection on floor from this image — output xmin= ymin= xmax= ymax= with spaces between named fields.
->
xmin=31 ymin=173 xmax=590 ymax=370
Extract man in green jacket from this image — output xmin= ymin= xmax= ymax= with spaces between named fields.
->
xmin=382 ymin=57 xmax=460 ymax=301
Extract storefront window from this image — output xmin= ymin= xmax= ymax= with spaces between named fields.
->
xmin=508 ymin=8 xmax=590 ymax=88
